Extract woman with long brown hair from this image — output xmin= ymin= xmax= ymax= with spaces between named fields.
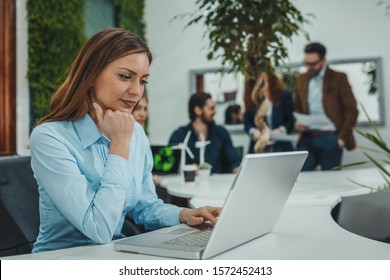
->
xmin=30 ymin=28 xmax=220 ymax=253
xmin=243 ymin=71 xmax=295 ymax=153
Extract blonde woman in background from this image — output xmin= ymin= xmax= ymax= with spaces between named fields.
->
xmin=132 ymin=92 xmax=165 ymax=192
xmin=132 ymin=92 xmax=148 ymax=130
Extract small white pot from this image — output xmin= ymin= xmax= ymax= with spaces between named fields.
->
xmin=198 ymin=169 xmax=211 ymax=179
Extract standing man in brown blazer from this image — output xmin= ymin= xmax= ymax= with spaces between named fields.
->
xmin=294 ymin=42 xmax=358 ymax=171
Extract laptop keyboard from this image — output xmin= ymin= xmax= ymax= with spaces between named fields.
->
xmin=163 ymin=228 xmax=213 ymax=247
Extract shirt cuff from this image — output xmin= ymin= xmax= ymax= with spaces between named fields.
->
xmin=249 ymin=128 xmax=259 ymax=136
xmin=278 ymin=126 xmax=287 ymax=134
xmin=103 ymin=154 xmax=131 ymax=189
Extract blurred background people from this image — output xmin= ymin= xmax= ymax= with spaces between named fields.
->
xmin=132 ymin=91 xmax=172 ymax=203
xmin=169 ymin=92 xmax=241 ymax=174
xmin=244 ymin=71 xmax=295 ymax=153
xmin=224 ymin=104 xmax=243 ymax=124
xmin=294 ymin=42 xmax=358 ymax=171
xmin=132 ymin=92 xmax=148 ymax=130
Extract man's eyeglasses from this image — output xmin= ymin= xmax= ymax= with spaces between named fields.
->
xmin=304 ymin=59 xmax=321 ymax=67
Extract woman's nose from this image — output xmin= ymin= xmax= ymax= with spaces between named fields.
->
xmin=127 ymin=81 xmax=142 ymax=97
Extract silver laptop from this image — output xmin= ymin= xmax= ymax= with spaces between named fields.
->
xmin=114 ymin=151 xmax=308 ymax=259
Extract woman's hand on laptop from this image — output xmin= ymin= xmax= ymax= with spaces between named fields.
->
xmin=179 ymin=206 xmax=222 ymax=225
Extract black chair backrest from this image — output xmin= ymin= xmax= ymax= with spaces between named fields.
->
xmin=220 ymin=146 xmax=244 ymax=174
xmin=0 ymin=156 xmax=40 ymax=257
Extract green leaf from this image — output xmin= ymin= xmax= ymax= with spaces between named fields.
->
xmin=363 ymin=152 xmax=390 ymax=178
xmin=176 ymin=0 xmax=311 ymax=80
xmin=354 ymin=129 xmax=390 ymax=154
xmin=339 ymin=103 xmax=389 ymax=194
xmin=347 ymin=179 xmax=390 ymax=194
xmin=27 ymin=0 xmax=86 ymax=129
xmin=334 ymin=160 xmax=370 ymax=170
xmin=360 ymin=103 xmax=384 ymax=142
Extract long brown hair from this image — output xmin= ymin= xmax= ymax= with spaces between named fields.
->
xmin=243 ymin=71 xmax=285 ymax=112
xmin=37 ymin=28 xmax=153 ymax=125
xmin=267 ymin=72 xmax=286 ymax=107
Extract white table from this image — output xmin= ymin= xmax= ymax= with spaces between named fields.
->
xmin=164 ymin=167 xmax=382 ymax=205
xmin=161 ymin=174 xmax=235 ymax=199
xmin=2 ymin=167 xmax=389 ymax=260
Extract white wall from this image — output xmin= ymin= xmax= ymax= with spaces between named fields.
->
xmin=144 ymin=0 xmax=215 ymax=144
xmin=144 ymin=0 xmax=390 ymax=164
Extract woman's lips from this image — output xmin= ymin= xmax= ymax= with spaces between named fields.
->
xmin=121 ymin=99 xmax=136 ymax=108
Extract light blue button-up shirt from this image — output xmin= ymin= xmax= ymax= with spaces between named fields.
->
xmin=30 ymin=114 xmax=182 ymax=253
xmin=308 ymin=65 xmax=336 ymax=131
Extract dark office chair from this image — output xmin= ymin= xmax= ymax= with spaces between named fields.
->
xmin=221 ymin=146 xmax=244 ymax=173
xmin=0 ymin=156 xmax=40 ymax=257
xmin=235 ymin=146 xmax=244 ymax=159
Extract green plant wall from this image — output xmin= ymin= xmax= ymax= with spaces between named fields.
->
xmin=27 ymin=0 xmax=86 ymax=128
xmin=114 ymin=0 xmax=146 ymax=39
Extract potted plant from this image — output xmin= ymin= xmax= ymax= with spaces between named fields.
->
xmin=180 ymin=0 xmax=311 ymax=152
xmin=341 ymin=105 xmax=390 ymax=192
xmin=332 ymin=105 xmax=390 ymax=244
xmin=198 ymin=162 xmax=212 ymax=179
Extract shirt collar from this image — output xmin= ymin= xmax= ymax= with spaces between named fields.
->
xmin=318 ymin=64 xmax=326 ymax=78
xmin=189 ymin=122 xmax=216 ymax=139
xmin=73 ymin=114 xmax=103 ymax=149
xmin=309 ymin=64 xmax=326 ymax=81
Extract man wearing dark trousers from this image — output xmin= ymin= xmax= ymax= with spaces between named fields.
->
xmin=294 ymin=42 xmax=359 ymax=171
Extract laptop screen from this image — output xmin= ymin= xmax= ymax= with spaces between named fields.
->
xmin=151 ymin=145 xmax=181 ymax=176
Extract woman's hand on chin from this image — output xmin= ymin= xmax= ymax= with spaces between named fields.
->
xmin=93 ymin=103 xmax=135 ymax=159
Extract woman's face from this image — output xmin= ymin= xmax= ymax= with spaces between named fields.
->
xmin=132 ymin=96 xmax=148 ymax=128
xmin=92 ymin=53 xmax=149 ymax=113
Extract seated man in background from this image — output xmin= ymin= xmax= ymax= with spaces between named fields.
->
xmin=169 ymin=92 xmax=241 ymax=174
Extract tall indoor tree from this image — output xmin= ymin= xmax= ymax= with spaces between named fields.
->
xmin=183 ymin=0 xmax=311 ymax=152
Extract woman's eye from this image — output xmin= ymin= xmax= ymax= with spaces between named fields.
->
xmin=119 ymin=74 xmax=131 ymax=80
xmin=141 ymin=80 xmax=148 ymax=86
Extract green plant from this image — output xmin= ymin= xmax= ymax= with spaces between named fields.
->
xmin=276 ymin=66 xmax=301 ymax=93
xmin=362 ymin=61 xmax=378 ymax=95
xmin=378 ymin=0 xmax=390 ymax=18
xmin=181 ymin=0 xmax=311 ymax=79
xmin=180 ymin=0 xmax=311 ymax=152
xmin=341 ymin=105 xmax=390 ymax=193
xmin=114 ymin=0 xmax=146 ymax=40
xmin=198 ymin=162 xmax=212 ymax=170
xmin=27 ymin=0 xmax=86 ymax=129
